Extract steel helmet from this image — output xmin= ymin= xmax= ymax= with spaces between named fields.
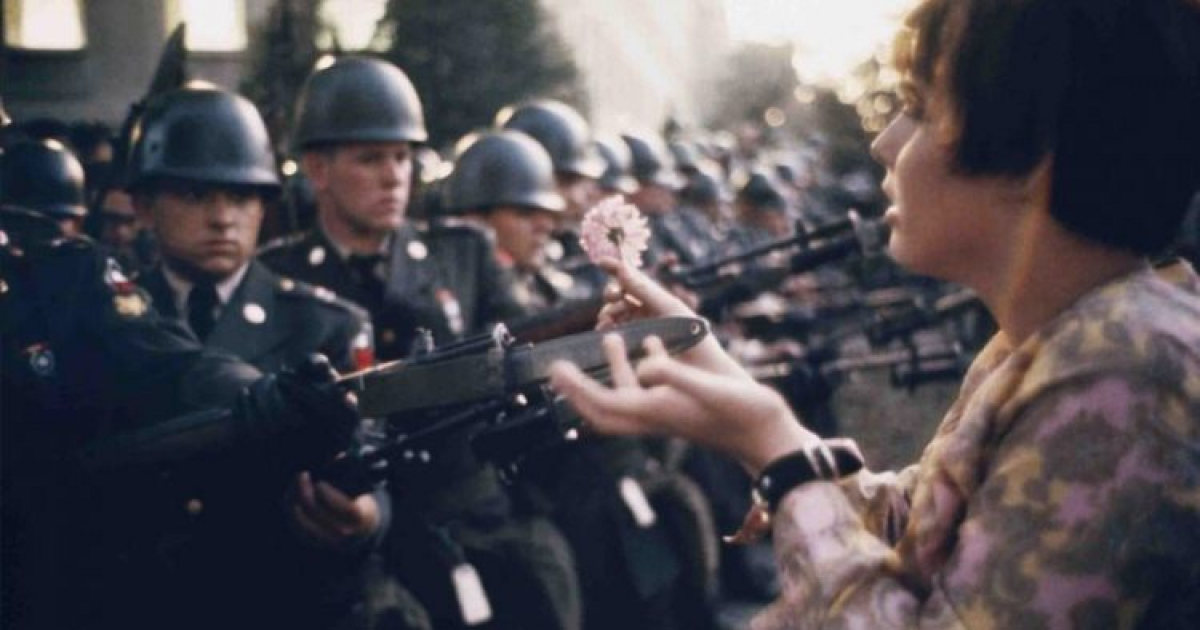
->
xmin=620 ymin=132 xmax=682 ymax=189
xmin=293 ymin=56 xmax=427 ymax=150
xmin=1 ymin=139 xmax=88 ymax=218
xmin=442 ymin=131 xmax=564 ymax=214
xmin=594 ymin=136 xmax=637 ymax=194
xmin=496 ymin=100 xmax=604 ymax=180
xmin=126 ymin=86 xmax=280 ymax=191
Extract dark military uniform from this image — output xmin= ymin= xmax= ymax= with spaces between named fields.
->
xmin=259 ymin=222 xmax=524 ymax=361
xmin=544 ymin=227 xmax=608 ymax=297
xmin=508 ymin=263 xmax=591 ymax=314
xmin=138 ymin=259 xmax=370 ymax=373
xmin=261 ymin=223 xmax=579 ymax=630
xmin=136 ymin=259 xmax=416 ymax=630
xmin=0 ymin=212 xmax=264 ymax=629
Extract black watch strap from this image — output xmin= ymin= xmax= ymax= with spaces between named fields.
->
xmin=754 ymin=441 xmax=864 ymax=514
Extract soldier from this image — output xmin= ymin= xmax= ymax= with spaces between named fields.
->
xmin=130 ymin=86 xmax=372 ymax=373
xmin=261 ymin=56 xmax=578 ymax=630
xmin=495 ymin=99 xmax=606 ymax=292
xmin=620 ymin=132 xmax=711 ymax=267
xmin=91 ymin=186 xmax=156 ymax=274
xmin=0 ymin=139 xmax=89 ymax=237
xmin=594 ymin=135 xmax=638 ymax=197
xmin=0 ymin=195 xmax=364 ymax=628
xmin=445 ymin=130 xmax=587 ymax=312
xmin=123 ymin=84 xmax=419 ymax=629
xmin=259 ymin=56 xmax=523 ymax=361
xmin=443 ymin=133 xmax=719 ymax=630
xmin=733 ymin=170 xmax=794 ymax=245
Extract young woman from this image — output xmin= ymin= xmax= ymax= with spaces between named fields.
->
xmin=550 ymin=0 xmax=1200 ymax=626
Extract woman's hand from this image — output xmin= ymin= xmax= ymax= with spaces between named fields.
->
xmin=597 ymin=256 xmax=752 ymax=381
xmin=550 ymin=333 xmax=819 ymax=476
xmin=596 ymin=256 xmax=697 ymax=328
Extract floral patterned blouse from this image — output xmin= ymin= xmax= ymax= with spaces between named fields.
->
xmin=754 ymin=262 xmax=1200 ymax=629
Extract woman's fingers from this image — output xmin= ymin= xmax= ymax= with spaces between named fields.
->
xmin=597 ymin=257 xmax=693 ymax=319
xmin=549 ymin=361 xmax=654 ymax=436
xmin=642 ymin=335 xmax=669 ymax=358
xmin=603 ymin=334 xmax=638 ymax=388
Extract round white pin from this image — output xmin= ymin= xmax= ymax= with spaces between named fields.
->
xmin=243 ymin=303 xmax=266 ymax=325
xmin=407 ymin=240 xmax=428 ymax=260
xmin=308 ymin=246 xmax=326 ymax=266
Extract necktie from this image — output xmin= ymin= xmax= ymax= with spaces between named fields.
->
xmin=187 ymin=282 xmax=220 ymax=341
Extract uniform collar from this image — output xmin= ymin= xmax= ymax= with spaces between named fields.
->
xmin=316 ymin=219 xmax=394 ymax=262
xmin=161 ymin=262 xmax=250 ymax=316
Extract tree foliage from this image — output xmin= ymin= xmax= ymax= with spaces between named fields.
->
xmin=240 ymin=0 xmax=325 ymax=156
xmin=378 ymin=0 xmax=585 ymax=149
xmin=705 ymin=43 xmax=798 ymax=130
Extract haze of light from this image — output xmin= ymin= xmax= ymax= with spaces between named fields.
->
xmin=723 ymin=0 xmax=914 ymax=85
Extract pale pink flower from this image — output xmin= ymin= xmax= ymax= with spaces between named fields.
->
xmin=579 ymin=196 xmax=651 ymax=268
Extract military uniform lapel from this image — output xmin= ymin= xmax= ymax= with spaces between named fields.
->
xmin=383 ymin=224 xmax=422 ymax=304
xmin=307 ymin=231 xmax=361 ymax=303
xmin=206 ymin=261 xmax=288 ymax=364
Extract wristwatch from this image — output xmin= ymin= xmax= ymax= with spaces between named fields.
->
xmin=726 ymin=439 xmax=864 ymax=545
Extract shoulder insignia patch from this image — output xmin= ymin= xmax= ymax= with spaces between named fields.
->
xmin=113 ymin=292 xmax=148 ymax=318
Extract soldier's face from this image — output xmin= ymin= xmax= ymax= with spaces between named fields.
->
xmin=629 ymin=184 xmax=676 ymax=215
xmin=139 ymin=185 xmax=264 ymax=281
xmin=485 ymin=206 xmax=557 ymax=271
xmin=306 ymin=142 xmax=412 ymax=237
xmin=556 ymin=173 xmax=599 ymax=223
xmin=99 ymin=189 xmax=139 ymax=249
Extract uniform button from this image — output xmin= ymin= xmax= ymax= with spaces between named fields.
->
xmin=380 ymin=329 xmax=396 ymax=345
xmin=279 ymin=278 xmax=295 ymax=291
xmin=185 ymin=498 xmax=204 ymax=515
xmin=0 ymin=280 xmax=7 ymax=294
xmin=243 ymin=303 xmax=267 ymax=324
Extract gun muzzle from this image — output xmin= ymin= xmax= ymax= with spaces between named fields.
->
xmin=672 ymin=210 xmax=887 ymax=290
xmin=866 ymin=288 xmax=980 ymax=346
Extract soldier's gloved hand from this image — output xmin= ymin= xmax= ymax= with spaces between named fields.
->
xmin=238 ymin=354 xmax=360 ymax=465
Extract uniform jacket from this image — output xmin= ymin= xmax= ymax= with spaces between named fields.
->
xmin=138 ymin=259 xmax=387 ymax=630
xmin=259 ymin=221 xmax=524 ymax=361
xmin=0 ymin=219 xmax=267 ymax=630
xmin=138 ymin=259 xmax=370 ymax=373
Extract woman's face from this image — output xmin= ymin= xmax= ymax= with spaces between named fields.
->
xmin=871 ymin=91 xmax=1018 ymax=285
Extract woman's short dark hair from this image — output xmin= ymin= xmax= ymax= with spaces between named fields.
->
xmin=897 ymin=0 xmax=1200 ymax=255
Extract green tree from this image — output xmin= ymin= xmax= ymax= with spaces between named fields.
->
xmin=378 ymin=0 xmax=585 ymax=148
xmin=241 ymin=0 xmax=325 ymax=156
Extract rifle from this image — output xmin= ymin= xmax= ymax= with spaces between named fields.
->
xmin=79 ymin=317 xmax=709 ymax=494
xmin=667 ymin=211 xmax=886 ymax=288
xmin=747 ymin=340 xmax=968 ymax=396
xmin=663 ymin=211 xmax=889 ymax=315
xmin=103 ymin=23 xmax=188 ymax=195
xmin=864 ymin=288 xmax=981 ymax=347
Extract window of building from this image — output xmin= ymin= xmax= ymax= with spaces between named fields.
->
xmin=164 ymin=0 xmax=248 ymax=53
xmin=318 ymin=0 xmax=387 ymax=50
xmin=3 ymin=0 xmax=87 ymax=51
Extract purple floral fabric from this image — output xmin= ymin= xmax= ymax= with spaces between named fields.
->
xmin=754 ymin=263 xmax=1200 ymax=629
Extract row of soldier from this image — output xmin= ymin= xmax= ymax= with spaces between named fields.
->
xmin=0 ymin=54 xmax=955 ymax=630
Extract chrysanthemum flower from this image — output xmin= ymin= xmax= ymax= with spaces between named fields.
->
xmin=579 ymin=196 xmax=651 ymax=268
